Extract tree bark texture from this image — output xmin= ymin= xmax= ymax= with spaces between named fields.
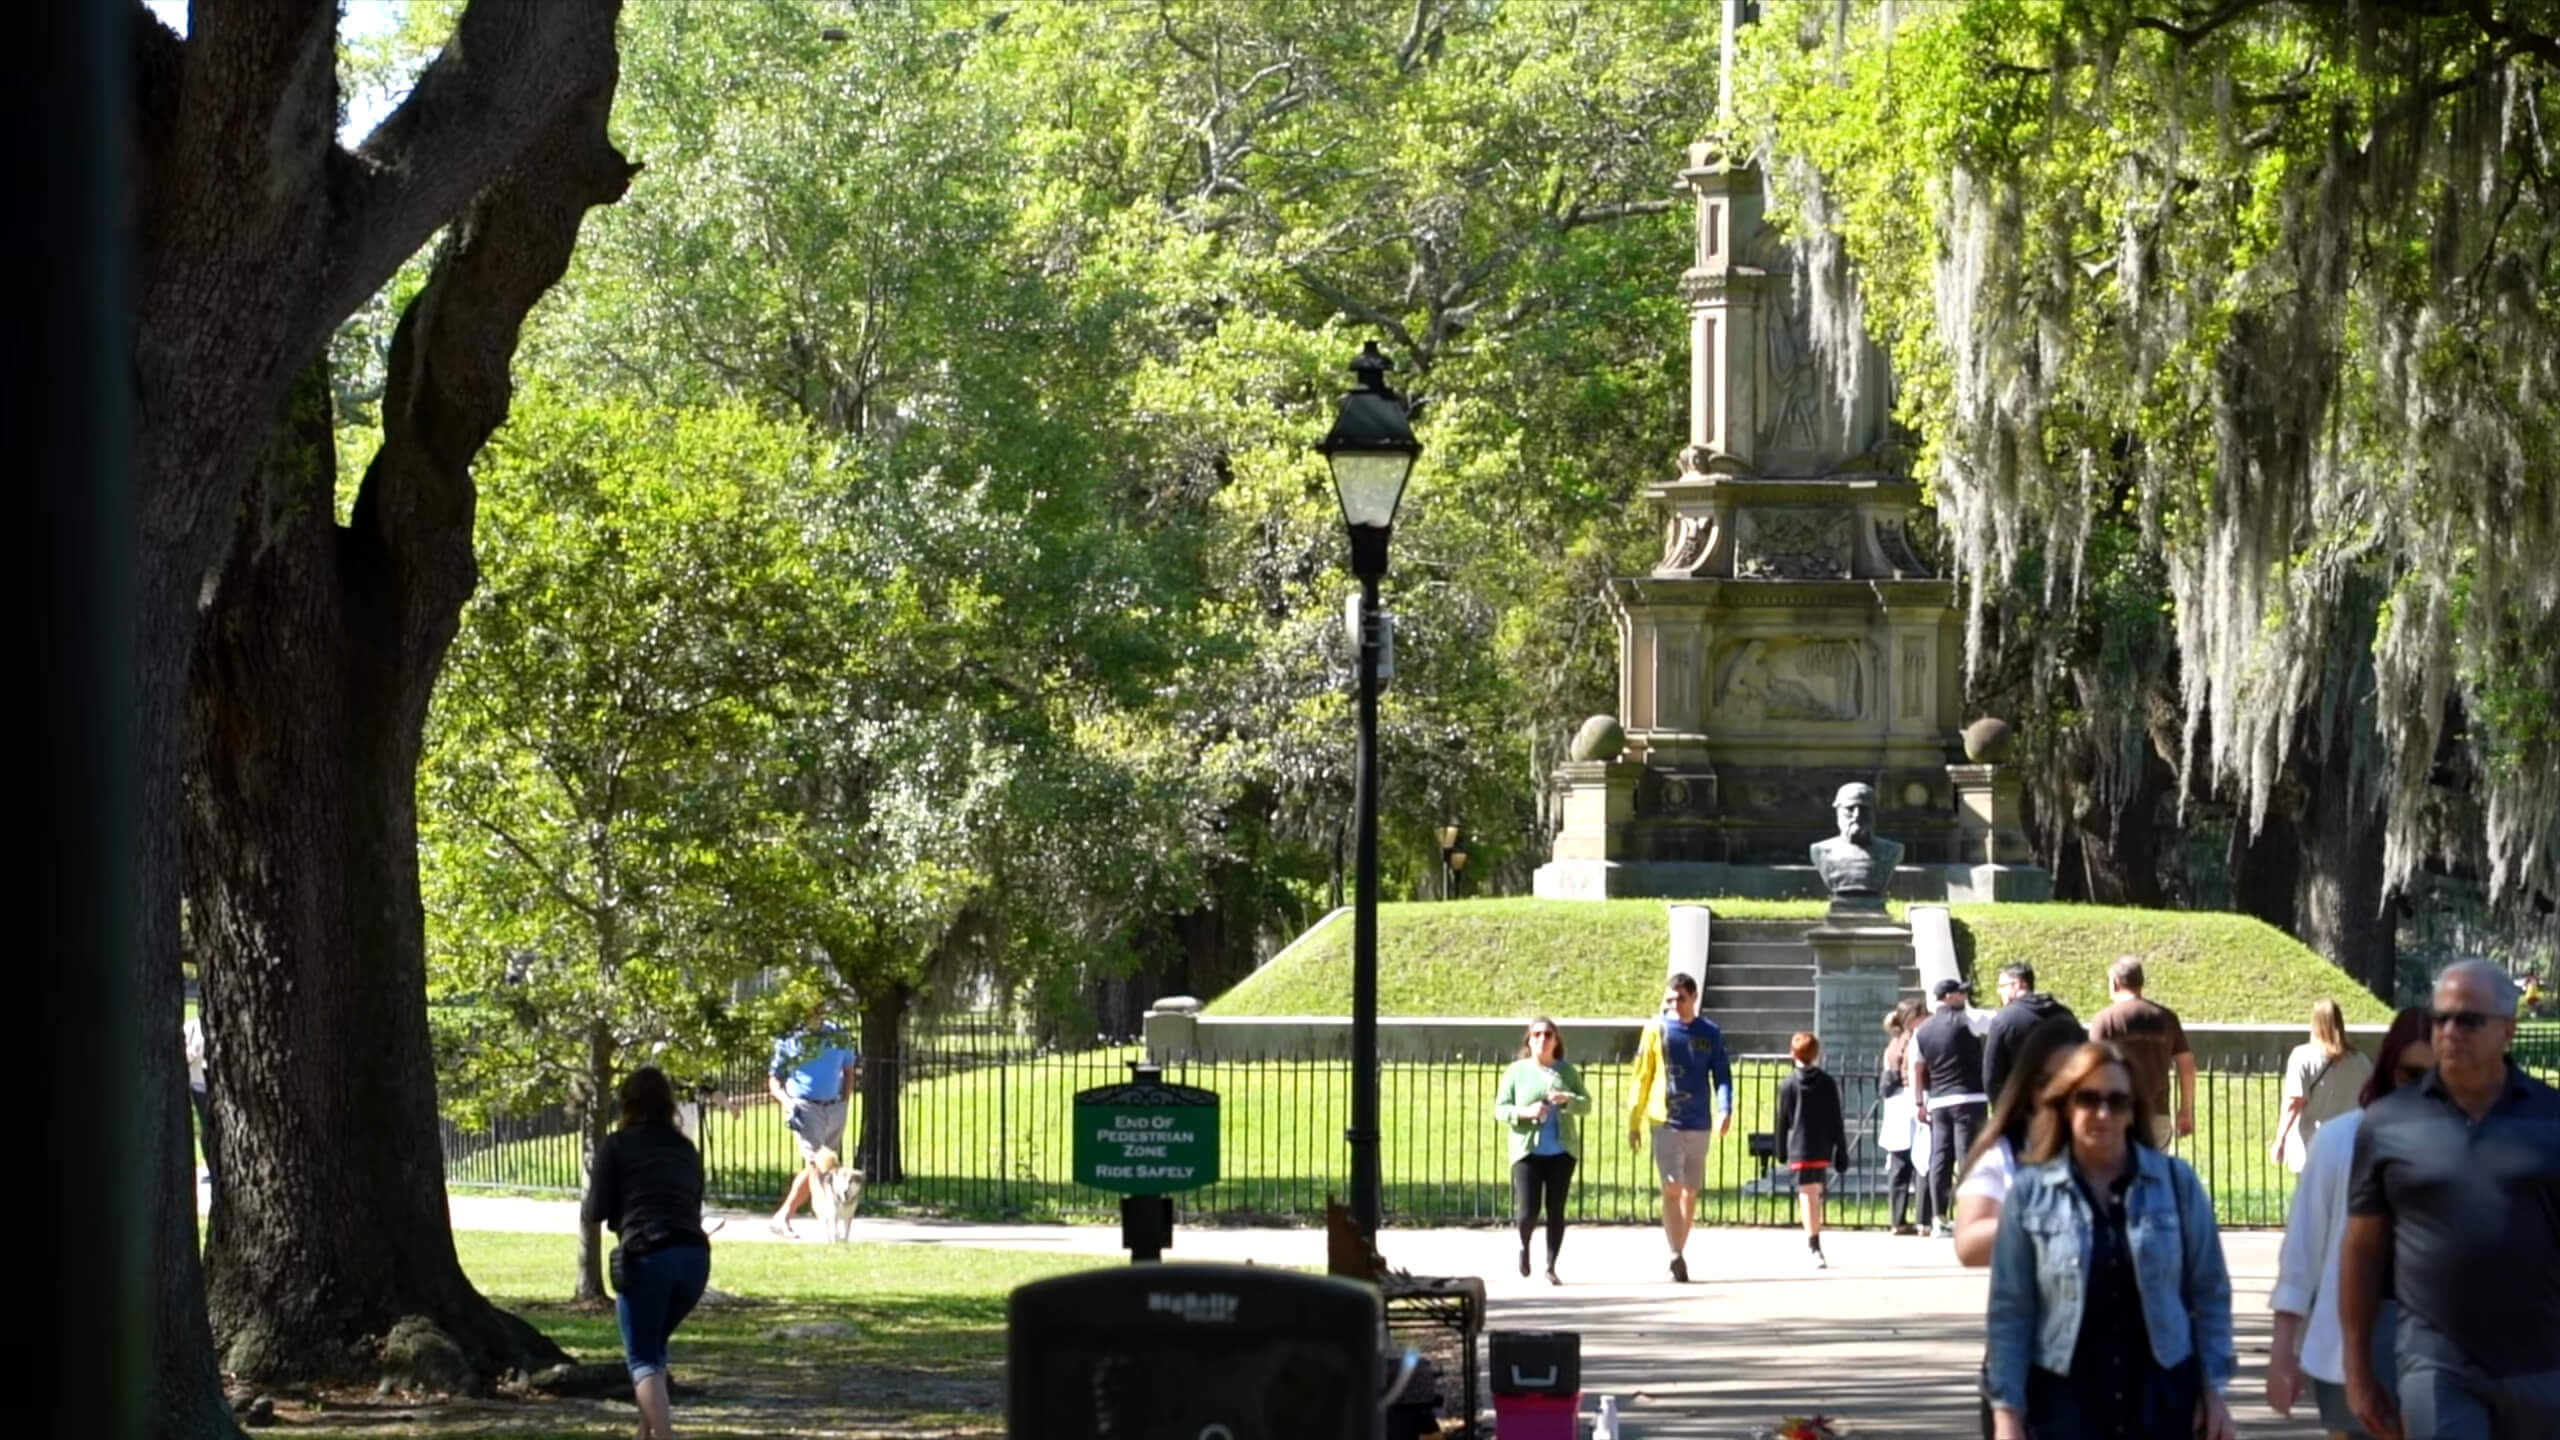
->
xmin=2069 ymin=745 xmax=2171 ymax=907
xmin=2293 ymin=734 xmax=2399 ymax=1002
xmin=182 ymin=58 xmax=632 ymax=1387
xmin=574 ymin=1017 xmax=615 ymax=1304
xmin=857 ymin=984 xmax=914 ymax=1186
xmin=131 ymin=1 xmax=622 ymax=1425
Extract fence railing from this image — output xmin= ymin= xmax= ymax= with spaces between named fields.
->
xmin=436 ymin=1034 xmax=2546 ymax=1231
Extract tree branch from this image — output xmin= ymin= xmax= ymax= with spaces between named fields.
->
xmin=1290 ymin=267 xmax=1421 ymax=360
xmin=2129 ymin=0 xmax=2265 ymax=48
xmin=315 ymin=0 xmax=623 ymax=350
xmin=460 ymin=805 xmax=601 ymax=924
xmin=1395 ymin=0 xmax=1441 ymax=72
xmin=1558 ymin=197 xmax=1678 ymax=231
xmin=348 ymin=22 xmax=633 ymax=706
xmin=2467 ymin=0 xmax=2560 ymax=71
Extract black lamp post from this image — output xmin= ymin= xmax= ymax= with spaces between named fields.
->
xmin=1319 ymin=340 xmax=1420 ymax=1240
xmin=1437 ymin=823 xmax=1468 ymax=900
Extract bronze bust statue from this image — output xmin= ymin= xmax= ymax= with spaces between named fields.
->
xmin=1810 ymin=781 xmax=1901 ymax=915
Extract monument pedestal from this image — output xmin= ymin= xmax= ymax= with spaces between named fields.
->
xmin=1806 ymin=917 xmax=1912 ymax=1063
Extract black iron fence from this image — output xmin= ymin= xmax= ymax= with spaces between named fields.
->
xmin=435 ymin=1035 xmax=2542 ymax=1230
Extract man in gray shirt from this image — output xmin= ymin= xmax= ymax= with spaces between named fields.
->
xmin=2341 ymin=960 xmax=2560 ymax=1439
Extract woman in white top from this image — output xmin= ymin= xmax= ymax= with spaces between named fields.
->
xmin=2269 ymin=999 xmax=2373 ymax=1174
xmin=1953 ymin=1013 xmax=2090 ymax=1266
xmin=2266 ymin=1006 xmax=2432 ymax=1440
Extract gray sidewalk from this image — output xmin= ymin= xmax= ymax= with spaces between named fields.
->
xmin=443 ymin=1194 xmax=2300 ymax=1437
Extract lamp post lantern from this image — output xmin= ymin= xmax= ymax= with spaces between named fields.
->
xmin=1437 ymin=822 xmax=1467 ymax=900
xmin=1319 ymin=340 xmax=1419 ymax=1240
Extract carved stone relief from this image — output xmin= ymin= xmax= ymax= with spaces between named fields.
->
xmin=1712 ymin=637 xmax=1870 ymax=724
xmin=1874 ymin=516 xmax=1932 ymax=576
xmin=1735 ymin=507 xmax=1852 ymax=580
xmin=1738 ymin=214 xmax=1896 ymax=475
xmin=1659 ymin=511 xmax=1717 ymax=574
xmin=1899 ymin=636 xmax=1928 ymax=721
xmin=1657 ymin=627 xmax=1701 ymax=731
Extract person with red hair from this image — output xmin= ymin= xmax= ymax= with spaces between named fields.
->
xmin=1775 ymin=1031 xmax=1846 ymax=1270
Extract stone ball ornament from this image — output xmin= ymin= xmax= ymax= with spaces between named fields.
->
xmin=1962 ymin=716 xmax=2014 ymax=764
xmin=1569 ymin=714 xmax=1627 ymax=762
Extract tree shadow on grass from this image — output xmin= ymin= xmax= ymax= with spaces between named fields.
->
xmin=267 ymin=1293 xmax=1013 ymax=1439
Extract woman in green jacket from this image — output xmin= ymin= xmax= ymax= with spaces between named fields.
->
xmin=1493 ymin=1017 xmax=1591 ymax=1284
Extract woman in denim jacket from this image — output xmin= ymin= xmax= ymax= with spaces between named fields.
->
xmin=1986 ymin=1041 xmax=2236 ymax=1440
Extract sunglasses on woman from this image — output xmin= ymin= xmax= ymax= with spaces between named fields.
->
xmin=2068 ymin=1089 xmax=2135 ymax=1117
xmin=2394 ymin=1063 xmax=2430 ymax=1085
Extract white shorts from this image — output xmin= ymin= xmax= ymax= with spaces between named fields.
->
xmin=1650 ymin=1125 xmax=1709 ymax=1190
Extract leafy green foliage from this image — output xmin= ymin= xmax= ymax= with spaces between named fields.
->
xmin=423 ymin=395 xmax=848 ymax=1113
xmin=435 ymin=0 xmax=1740 ymax=1045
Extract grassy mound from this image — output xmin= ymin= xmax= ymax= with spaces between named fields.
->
xmin=1210 ymin=897 xmax=2392 ymax=1025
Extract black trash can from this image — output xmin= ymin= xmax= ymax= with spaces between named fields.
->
xmin=1008 ymin=1262 xmax=1382 ymax=1440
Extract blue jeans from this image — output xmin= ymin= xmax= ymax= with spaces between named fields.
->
xmin=615 ymin=1242 xmax=710 ymax=1382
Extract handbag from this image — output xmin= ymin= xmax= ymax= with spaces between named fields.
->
xmin=607 ymin=1242 xmax=627 ymax=1294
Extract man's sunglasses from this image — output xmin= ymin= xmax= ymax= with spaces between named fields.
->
xmin=2430 ymin=1010 xmax=2499 ymax=1032
xmin=2068 ymin=1089 xmax=2135 ymax=1117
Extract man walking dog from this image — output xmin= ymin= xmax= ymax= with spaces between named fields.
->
xmin=767 ymin=1004 xmax=859 ymax=1238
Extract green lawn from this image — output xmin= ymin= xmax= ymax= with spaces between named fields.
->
xmin=454 ymin=1044 xmax=2310 ymax=1230
xmin=281 ymin=1233 xmax=1101 ymax=1438
xmin=1210 ymin=897 xmax=2393 ymax=1024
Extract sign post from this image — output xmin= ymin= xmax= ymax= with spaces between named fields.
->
xmin=1073 ymin=1062 xmax=1219 ymax=1263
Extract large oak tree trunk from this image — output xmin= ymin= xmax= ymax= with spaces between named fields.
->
xmin=129 ymin=1 xmax=623 ymax=1424
xmin=189 ymin=367 xmax=558 ymax=1387
xmin=185 ymin=87 xmax=631 ymax=1388
xmin=2295 ymin=735 xmax=2399 ymax=1003
xmin=2070 ymin=749 xmax=2171 ymax=908
xmin=857 ymin=984 xmax=914 ymax=1186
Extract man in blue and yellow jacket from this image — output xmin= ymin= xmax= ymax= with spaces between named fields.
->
xmin=1625 ymin=971 xmax=1734 ymax=1282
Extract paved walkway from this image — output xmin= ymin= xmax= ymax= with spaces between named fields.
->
xmin=444 ymin=1194 xmax=2300 ymax=1437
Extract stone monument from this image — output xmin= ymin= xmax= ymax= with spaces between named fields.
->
xmin=1530 ymin=125 xmax=2049 ymax=907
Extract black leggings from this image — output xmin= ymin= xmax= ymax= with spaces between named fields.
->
xmin=1886 ymin=1148 xmax=1929 ymax=1228
xmin=1511 ymin=1152 xmax=1576 ymax=1264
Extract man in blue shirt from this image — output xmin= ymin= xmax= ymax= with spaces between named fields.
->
xmin=1625 ymin=972 xmax=1734 ymax=1282
xmin=766 ymin=1006 xmax=859 ymax=1238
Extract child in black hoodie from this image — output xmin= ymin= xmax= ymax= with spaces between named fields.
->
xmin=1775 ymin=1030 xmax=1847 ymax=1268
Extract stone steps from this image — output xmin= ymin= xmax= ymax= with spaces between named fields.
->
xmin=1707 ymin=962 xmax=1816 ymax=987
xmin=1691 ymin=923 xmax=1926 ymax=1057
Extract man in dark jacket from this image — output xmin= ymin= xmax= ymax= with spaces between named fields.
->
xmin=1983 ymin=963 xmax=2080 ymax=1106
xmin=1909 ymin=978 xmax=1988 ymax=1238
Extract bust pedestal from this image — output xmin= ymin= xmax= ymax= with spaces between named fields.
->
xmin=1806 ymin=915 xmax=1911 ymax=1067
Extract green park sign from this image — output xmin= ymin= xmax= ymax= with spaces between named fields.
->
xmin=1071 ymin=1078 xmax=1219 ymax=1194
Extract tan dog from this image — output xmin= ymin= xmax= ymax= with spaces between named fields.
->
xmin=809 ymin=1146 xmax=864 ymax=1242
